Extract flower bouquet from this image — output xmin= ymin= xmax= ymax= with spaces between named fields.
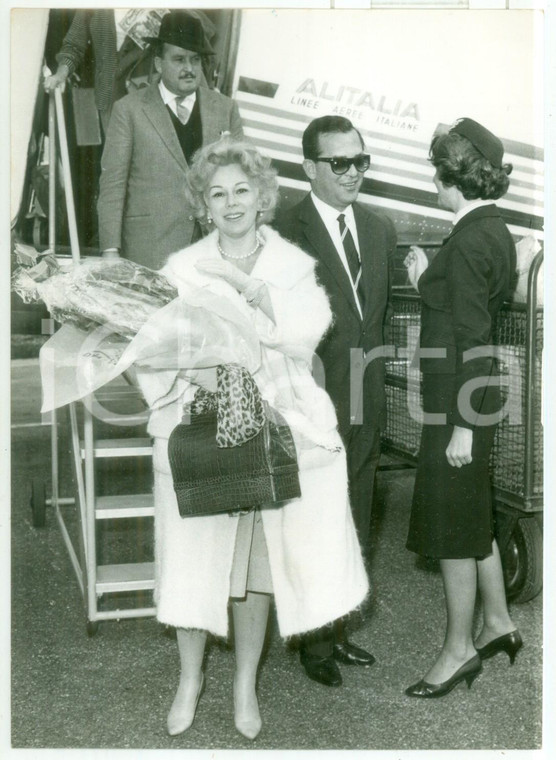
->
xmin=12 ymin=245 xmax=178 ymax=337
xmin=12 ymin=244 xmax=262 ymax=414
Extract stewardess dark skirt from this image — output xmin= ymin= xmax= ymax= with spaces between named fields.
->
xmin=406 ymin=373 xmax=499 ymax=559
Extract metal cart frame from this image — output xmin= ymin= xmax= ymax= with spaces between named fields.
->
xmin=383 ymin=246 xmax=544 ymax=602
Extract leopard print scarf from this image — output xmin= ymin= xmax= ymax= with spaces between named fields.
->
xmin=189 ymin=363 xmax=266 ymax=448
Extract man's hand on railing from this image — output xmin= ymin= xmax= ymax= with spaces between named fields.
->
xmin=43 ymin=64 xmax=70 ymax=94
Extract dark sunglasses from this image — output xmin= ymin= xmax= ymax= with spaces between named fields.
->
xmin=314 ymin=153 xmax=371 ymax=175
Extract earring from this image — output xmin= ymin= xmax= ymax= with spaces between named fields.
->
xmin=206 ymin=211 xmax=212 ymax=223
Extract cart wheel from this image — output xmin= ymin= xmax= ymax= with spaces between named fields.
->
xmin=30 ymin=478 xmax=47 ymax=528
xmin=86 ymin=621 xmax=100 ymax=637
xmin=502 ymin=517 xmax=543 ymax=603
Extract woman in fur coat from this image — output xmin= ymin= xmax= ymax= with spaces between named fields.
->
xmin=137 ymin=138 xmax=368 ymax=740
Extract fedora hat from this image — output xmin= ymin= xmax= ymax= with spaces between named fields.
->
xmin=146 ymin=11 xmax=214 ymax=55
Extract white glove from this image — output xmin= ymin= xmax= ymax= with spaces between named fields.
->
xmin=403 ymin=246 xmax=429 ymax=291
xmin=188 ymin=367 xmax=217 ymax=392
xmin=195 ymin=259 xmax=251 ymax=293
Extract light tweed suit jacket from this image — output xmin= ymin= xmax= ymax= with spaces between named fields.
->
xmin=97 ymin=83 xmax=243 ymax=269
xmin=55 ymin=9 xmax=146 ymax=114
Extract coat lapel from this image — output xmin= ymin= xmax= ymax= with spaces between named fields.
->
xmin=141 ymin=84 xmax=188 ymax=172
xmin=198 ymin=88 xmax=221 ymax=145
xmin=353 ymin=203 xmax=373 ymax=319
xmin=298 ymin=197 xmax=361 ymax=320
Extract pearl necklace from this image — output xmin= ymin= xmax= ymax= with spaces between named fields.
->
xmin=217 ymin=232 xmax=263 ymax=260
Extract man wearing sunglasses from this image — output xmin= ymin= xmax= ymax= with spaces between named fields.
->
xmin=275 ymin=115 xmax=397 ymax=688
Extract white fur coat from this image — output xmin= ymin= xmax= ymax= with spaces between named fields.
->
xmin=138 ymin=226 xmax=369 ymax=638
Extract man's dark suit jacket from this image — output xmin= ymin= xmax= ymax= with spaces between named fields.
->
xmin=275 ymin=194 xmax=397 ymax=437
xmin=417 ymin=203 xmax=516 ymax=429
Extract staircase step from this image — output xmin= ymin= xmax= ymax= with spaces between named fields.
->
xmin=96 ymin=562 xmax=155 ymax=593
xmin=80 ymin=437 xmax=152 ymax=458
xmin=95 ymin=493 xmax=154 ymax=519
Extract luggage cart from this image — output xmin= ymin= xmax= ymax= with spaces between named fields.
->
xmin=383 ymin=246 xmax=544 ymax=603
xmin=31 ymin=89 xmax=157 ymax=634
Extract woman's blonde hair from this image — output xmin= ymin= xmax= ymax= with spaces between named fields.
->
xmin=186 ymin=136 xmax=279 ymax=225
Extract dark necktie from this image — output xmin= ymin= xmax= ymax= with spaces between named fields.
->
xmin=338 ymin=213 xmax=365 ymax=311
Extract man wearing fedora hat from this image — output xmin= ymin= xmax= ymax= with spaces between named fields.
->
xmin=97 ymin=10 xmax=243 ymax=269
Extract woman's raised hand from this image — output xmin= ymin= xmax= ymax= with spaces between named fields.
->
xmin=403 ymin=246 xmax=429 ymax=291
xmin=195 ymin=259 xmax=251 ymax=292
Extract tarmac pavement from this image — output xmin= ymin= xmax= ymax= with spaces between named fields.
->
xmin=9 ymin=359 xmax=543 ymax=755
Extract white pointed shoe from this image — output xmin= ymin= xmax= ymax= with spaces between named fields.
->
xmin=167 ymin=673 xmax=204 ymax=736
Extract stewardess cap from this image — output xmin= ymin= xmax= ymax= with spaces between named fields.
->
xmin=450 ymin=117 xmax=504 ymax=168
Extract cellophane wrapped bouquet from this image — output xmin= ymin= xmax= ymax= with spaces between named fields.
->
xmin=12 ymin=244 xmax=178 ymax=337
xmin=11 ymin=243 xmax=262 ymax=414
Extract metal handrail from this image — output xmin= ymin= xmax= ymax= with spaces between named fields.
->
xmin=52 ymin=88 xmax=81 ymax=264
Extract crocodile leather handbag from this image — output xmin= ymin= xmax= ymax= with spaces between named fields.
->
xmin=167 ymin=408 xmax=301 ymax=518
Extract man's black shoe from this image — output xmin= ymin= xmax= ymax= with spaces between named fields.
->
xmin=333 ymin=641 xmax=376 ymax=667
xmin=300 ymin=651 xmax=342 ymax=687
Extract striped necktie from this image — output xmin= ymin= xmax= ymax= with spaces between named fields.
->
xmin=175 ymin=97 xmax=191 ymax=125
xmin=338 ymin=213 xmax=365 ymax=311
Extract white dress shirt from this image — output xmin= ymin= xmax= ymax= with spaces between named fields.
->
xmin=158 ymin=79 xmax=197 ymax=119
xmin=310 ymin=192 xmax=363 ymax=317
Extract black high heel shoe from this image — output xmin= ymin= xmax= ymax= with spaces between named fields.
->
xmin=476 ymin=630 xmax=523 ymax=665
xmin=405 ymin=655 xmax=482 ymax=698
